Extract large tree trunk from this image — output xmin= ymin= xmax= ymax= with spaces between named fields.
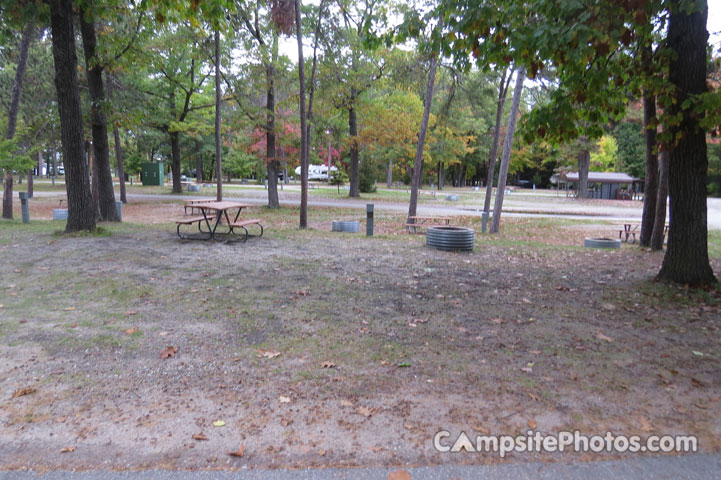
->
xmin=640 ymin=91 xmax=658 ymax=247
xmin=577 ymin=149 xmax=590 ymax=198
xmin=386 ymin=159 xmax=393 ymax=187
xmin=214 ymin=30 xmax=223 ymax=202
xmin=266 ymin=35 xmax=280 ymax=208
xmin=490 ymin=67 xmax=525 ymax=234
xmin=348 ymin=90 xmax=360 ymax=197
xmin=657 ymin=0 xmax=716 ymax=285
xmin=483 ymin=67 xmax=511 ymax=216
xmin=650 ymin=150 xmax=669 ymax=250
xmin=79 ymin=6 xmax=118 ymax=221
xmin=295 ymin=0 xmax=308 ymax=228
xmin=2 ymin=25 xmax=34 ymax=219
xmin=106 ymin=75 xmax=127 ymax=203
xmin=49 ymin=0 xmax=96 ymax=232
xmin=407 ymin=52 xmax=438 ymax=222
xmin=170 ymin=131 xmax=182 ymax=192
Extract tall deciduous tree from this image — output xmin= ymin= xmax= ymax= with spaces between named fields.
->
xmin=2 ymin=24 xmax=33 ymax=220
xmin=49 ymin=0 xmax=95 ymax=231
xmin=657 ymin=1 xmax=716 ymax=285
xmin=79 ymin=3 xmax=119 ymax=221
xmin=407 ymin=51 xmax=438 ymax=223
xmin=490 ymin=67 xmax=524 ymax=233
xmin=482 ymin=67 xmax=512 ymax=217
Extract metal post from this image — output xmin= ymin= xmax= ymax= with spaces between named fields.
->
xmin=115 ymin=201 xmax=123 ymax=222
xmin=18 ymin=192 xmax=29 ymax=223
xmin=481 ymin=211 xmax=488 ymax=233
xmin=366 ymin=203 xmax=374 ymax=236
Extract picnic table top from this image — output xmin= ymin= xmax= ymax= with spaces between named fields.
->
xmin=408 ymin=216 xmax=451 ymax=221
xmin=193 ymin=201 xmax=252 ymax=211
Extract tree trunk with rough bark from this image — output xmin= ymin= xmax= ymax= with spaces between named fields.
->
xmin=49 ymin=0 xmax=96 ymax=232
xmin=295 ymin=0 xmax=308 ymax=228
xmin=650 ymin=150 xmax=669 ymax=250
xmin=483 ymin=67 xmax=511 ymax=217
xmin=80 ymin=6 xmax=118 ymax=221
xmin=214 ymin=30 xmax=223 ymax=202
xmin=170 ymin=131 xmax=182 ymax=193
xmin=407 ymin=52 xmax=438 ymax=222
xmin=577 ymin=149 xmax=590 ymax=198
xmin=3 ymin=24 xmax=34 ymax=219
xmin=107 ymin=75 xmax=126 ymax=203
xmin=348 ymin=90 xmax=360 ymax=197
xmin=657 ymin=0 xmax=716 ymax=285
xmin=640 ymin=91 xmax=658 ymax=247
xmin=266 ymin=36 xmax=280 ymax=208
xmin=490 ymin=67 xmax=525 ymax=234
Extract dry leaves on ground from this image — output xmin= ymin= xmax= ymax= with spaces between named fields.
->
xmin=228 ymin=445 xmax=245 ymax=457
xmin=257 ymin=349 xmax=281 ymax=359
xmin=12 ymin=387 xmax=37 ymax=398
xmin=160 ymin=346 xmax=178 ymax=359
xmin=387 ymin=470 xmax=411 ymax=480
xmin=357 ymin=406 xmax=373 ymax=418
xmin=125 ymin=327 xmax=138 ymax=335
xmin=278 ymin=396 xmax=291 ymax=403
xmin=212 ymin=420 xmax=226 ymax=427
xmin=192 ymin=434 xmax=209 ymax=441
xmin=596 ymin=332 xmax=614 ymax=343
xmin=321 ymin=361 xmax=336 ymax=368
xmin=59 ymin=446 xmax=76 ymax=453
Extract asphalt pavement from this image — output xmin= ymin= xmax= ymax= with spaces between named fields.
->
xmin=1 ymin=454 xmax=719 ymax=479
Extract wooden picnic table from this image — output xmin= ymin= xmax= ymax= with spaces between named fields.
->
xmin=405 ymin=216 xmax=452 ymax=233
xmin=176 ymin=201 xmax=253 ymax=241
xmin=616 ymin=222 xmax=669 ymax=244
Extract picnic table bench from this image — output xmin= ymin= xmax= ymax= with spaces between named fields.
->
xmin=405 ymin=216 xmax=452 ymax=233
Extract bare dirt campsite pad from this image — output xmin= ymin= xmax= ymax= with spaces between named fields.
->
xmin=0 ymin=206 xmax=720 ymax=471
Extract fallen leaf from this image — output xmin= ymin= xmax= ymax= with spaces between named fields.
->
xmin=280 ymin=418 xmax=292 ymax=427
xmin=340 ymin=400 xmax=354 ymax=407
xmin=415 ymin=318 xmax=429 ymax=324
xmin=692 ymin=351 xmax=704 ymax=356
xmin=528 ymin=392 xmax=540 ymax=401
xmin=601 ymin=303 xmax=616 ymax=311
xmin=408 ymin=323 xmax=417 ymax=328
xmin=125 ymin=327 xmax=138 ymax=335
xmin=691 ymin=378 xmax=704 ymax=388
xmin=318 ymin=449 xmax=327 ymax=456
xmin=474 ymin=425 xmax=490 ymax=435
xmin=596 ymin=332 xmax=614 ymax=343
xmin=639 ymin=417 xmax=653 ymax=432
xmin=294 ymin=290 xmax=309 ymax=296
xmin=192 ymin=434 xmax=209 ymax=441
xmin=12 ymin=387 xmax=37 ymax=398
xmin=124 ymin=310 xmax=137 ymax=316
xmin=212 ymin=420 xmax=226 ymax=427
xmin=278 ymin=396 xmax=291 ymax=403
xmin=357 ymin=406 xmax=373 ymax=418
xmin=228 ymin=444 xmax=245 ymax=457
xmin=63 ymin=307 xmax=76 ymax=311
xmin=490 ymin=318 xmax=505 ymax=324
xmin=387 ymin=470 xmax=411 ymax=480
xmin=321 ymin=361 xmax=336 ymax=368
xmin=257 ymin=349 xmax=281 ymax=359
xmin=521 ymin=367 xmax=533 ymax=373
xmin=160 ymin=346 xmax=178 ymax=359
xmin=397 ymin=362 xmax=412 ymax=368
xmin=59 ymin=446 xmax=75 ymax=453
xmin=528 ymin=418 xmax=537 ymax=429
